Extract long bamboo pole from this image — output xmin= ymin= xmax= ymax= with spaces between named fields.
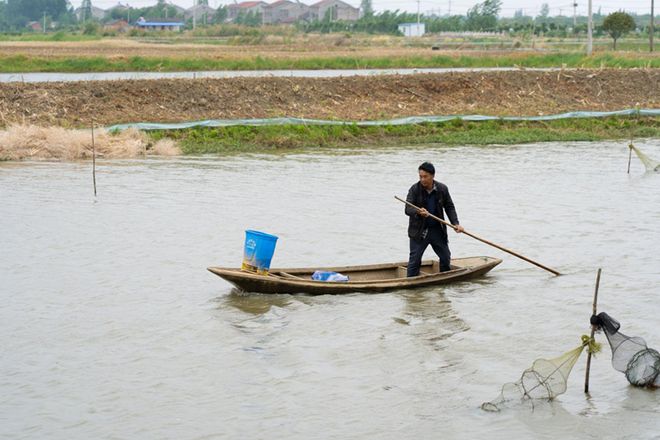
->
xmin=584 ymin=268 xmax=601 ymax=393
xmin=395 ymin=196 xmax=561 ymax=276
xmin=627 ymin=143 xmax=633 ymax=174
xmin=92 ymin=121 xmax=97 ymax=197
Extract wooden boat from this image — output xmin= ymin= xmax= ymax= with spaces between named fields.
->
xmin=207 ymin=256 xmax=501 ymax=294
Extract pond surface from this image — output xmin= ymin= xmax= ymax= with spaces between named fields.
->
xmin=1 ymin=140 xmax=659 ymax=439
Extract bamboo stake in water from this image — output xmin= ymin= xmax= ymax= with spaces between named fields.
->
xmin=584 ymin=268 xmax=601 ymax=394
xmin=92 ymin=121 xmax=97 ymax=197
xmin=627 ymin=142 xmax=633 ymax=174
xmin=395 ymin=196 xmax=561 ymax=276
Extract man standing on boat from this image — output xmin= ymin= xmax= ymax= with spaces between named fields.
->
xmin=405 ymin=162 xmax=464 ymax=276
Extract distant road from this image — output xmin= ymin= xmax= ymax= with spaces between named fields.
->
xmin=0 ymin=67 xmax=557 ymax=83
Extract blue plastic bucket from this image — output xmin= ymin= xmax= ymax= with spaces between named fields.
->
xmin=242 ymin=230 xmax=279 ymax=274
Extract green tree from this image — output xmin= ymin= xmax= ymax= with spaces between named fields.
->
xmin=426 ymin=14 xmax=466 ymax=32
xmin=150 ymin=0 xmax=181 ymax=19
xmin=6 ymin=0 xmax=69 ymax=28
xmin=305 ymin=9 xmax=411 ymax=34
xmin=80 ymin=0 xmax=92 ymax=22
xmin=0 ymin=1 xmax=8 ymax=31
xmin=602 ymin=11 xmax=636 ymax=49
xmin=361 ymin=10 xmax=416 ymax=34
xmin=466 ymin=0 xmax=501 ymax=31
xmin=360 ymin=0 xmax=373 ymax=17
xmin=481 ymin=0 xmax=502 ymax=16
xmin=83 ymin=20 xmax=99 ymax=34
xmin=235 ymin=10 xmax=261 ymax=26
xmin=107 ymin=5 xmax=124 ymax=21
xmin=322 ymin=7 xmax=333 ymax=22
xmin=537 ymin=3 xmax=549 ymax=22
xmin=214 ymin=5 xmax=227 ymax=23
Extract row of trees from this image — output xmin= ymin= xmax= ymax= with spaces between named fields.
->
xmin=0 ymin=0 xmax=228 ymax=31
xmin=0 ymin=0 xmax=75 ymax=30
xmin=0 ymin=0 xmax=649 ymax=42
xmin=303 ymin=1 xmax=646 ymax=41
xmin=300 ymin=0 xmax=505 ymax=34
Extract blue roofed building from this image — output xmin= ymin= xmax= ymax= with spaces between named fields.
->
xmin=135 ymin=17 xmax=185 ymax=31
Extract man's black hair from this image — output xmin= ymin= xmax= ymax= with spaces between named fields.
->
xmin=418 ymin=162 xmax=435 ymax=175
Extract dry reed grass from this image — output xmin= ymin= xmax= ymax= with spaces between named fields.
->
xmin=0 ymin=124 xmax=180 ymax=160
xmin=0 ymin=38 xmax=440 ymax=59
xmin=151 ymin=138 xmax=182 ymax=156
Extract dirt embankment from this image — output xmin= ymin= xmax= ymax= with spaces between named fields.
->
xmin=0 ymin=69 xmax=658 ymax=127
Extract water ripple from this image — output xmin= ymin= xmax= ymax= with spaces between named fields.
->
xmin=1 ymin=140 xmax=659 ymax=439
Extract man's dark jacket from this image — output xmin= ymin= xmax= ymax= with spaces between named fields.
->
xmin=405 ymin=180 xmax=459 ymax=241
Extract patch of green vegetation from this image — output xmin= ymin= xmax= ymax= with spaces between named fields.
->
xmin=0 ymin=52 xmax=658 ymax=72
xmin=0 ymin=33 xmax=102 ymax=42
xmin=145 ymin=116 xmax=660 ymax=155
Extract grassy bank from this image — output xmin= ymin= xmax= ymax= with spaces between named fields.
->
xmin=0 ymin=52 xmax=658 ymax=72
xmin=0 ymin=33 xmax=102 ymax=42
xmin=146 ymin=116 xmax=660 ymax=154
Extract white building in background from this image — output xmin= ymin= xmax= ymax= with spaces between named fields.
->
xmin=185 ymin=3 xmax=217 ymax=22
xmin=227 ymin=1 xmax=268 ymax=22
xmin=310 ymin=0 xmax=359 ymax=21
xmin=263 ymin=0 xmax=313 ymax=24
xmin=398 ymin=22 xmax=425 ymax=37
xmin=166 ymin=1 xmax=186 ymax=16
xmin=74 ymin=5 xmax=107 ymax=20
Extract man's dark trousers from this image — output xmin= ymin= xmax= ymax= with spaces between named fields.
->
xmin=407 ymin=227 xmax=451 ymax=277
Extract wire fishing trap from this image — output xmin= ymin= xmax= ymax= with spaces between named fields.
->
xmin=481 ymin=313 xmax=657 ymax=411
xmin=591 ymin=312 xmax=660 ymax=388
xmin=481 ymin=336 xmax=599 ymax=412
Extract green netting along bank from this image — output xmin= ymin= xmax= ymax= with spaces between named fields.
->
xmin=107 ymin=109 xmax=660 ymax=132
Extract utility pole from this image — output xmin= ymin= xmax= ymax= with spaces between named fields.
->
xmin=43 ymin=11 xmax=46 ymax=33
xmin=587 ymin=0 xmax=593 ymax=55
xmin=416 ymin=0 xmax=420 ymax=24
xmin=573 ymin=2 xmax=577 ymax=27
xmin=651 ymin=0 xmax=655 ymax=52
xmin=193 ymin=0 xmax=196 ymax=30
xmin=448 ymin=0 xmax=451 ymax=16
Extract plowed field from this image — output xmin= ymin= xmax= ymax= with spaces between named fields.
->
xmin=0 ymin=69 xmax=658 ymax=126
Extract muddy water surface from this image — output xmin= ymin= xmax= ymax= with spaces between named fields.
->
xmin=1 ymin=141 xmax=659 ymax=439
